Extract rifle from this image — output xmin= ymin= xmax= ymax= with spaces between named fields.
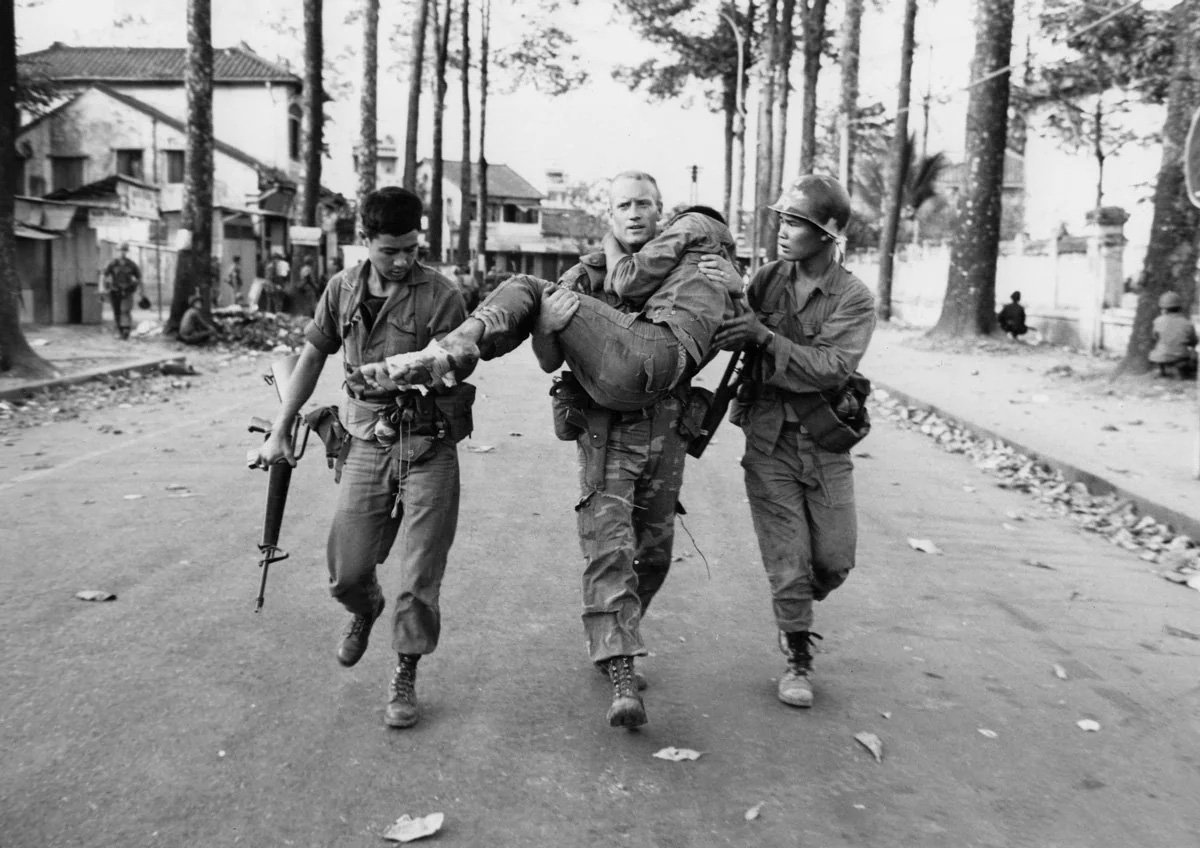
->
xmin=687 ymin=347 xmax=753 ymax=458
xmin=245 ymin=354 xmax=310 ymax=613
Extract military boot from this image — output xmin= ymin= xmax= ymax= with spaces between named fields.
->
xmin=594 ymin=661 xmax=647 ymax=691
xmin=604 ymin=655 xmax=647 ymax=728
xmin=336 ymin=594 xmax=385 ymax=667
xmin=777 ymin=630 xmax=823 ymax=708
xmin=385 ymin=653 xmax=421 ymax=728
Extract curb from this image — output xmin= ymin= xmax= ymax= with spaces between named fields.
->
xmin=0 ymin=355 xmax=187 ymax=402
xmin=875 ymin=381 xmax=1200 ymax=543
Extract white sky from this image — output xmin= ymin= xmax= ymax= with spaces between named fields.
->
xmin=14 ymin=0 xmax=1178 ymax=216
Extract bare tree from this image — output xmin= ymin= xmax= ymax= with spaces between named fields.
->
xmin=0 ymin=0 xmax=55 ymax=377
xmin=456 ymin=0 xmax=472 ymax=267
xmin=299 ymin=0 xmax=323 ymax=228
xmin=402 ymin=0 xmax=431 ymax=191
xmin=475 ymin=0 xmax=492 ymax=286
xmin=838 ymin=0 xmax=864 ymax=196
xmin=931 ymin=0 xmax=1015 ymax=338
xmin=751 ymin=0 xmax=779 ymax=273
xmin=168 ymin=0 xmax=215 ymax=334
xmin=1120 ymin=0 xmax=1200 ymax=373
xmin=429 ymin=0 xmax=452 ymax=262
xmin=876 ymin=0 xmax=917 ymax=322
xmin=358 ymin=0 xmax=379 ymax=206
xmin=796 ymin=0 xmax=829 ymax=174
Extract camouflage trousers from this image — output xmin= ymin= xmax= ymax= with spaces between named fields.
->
xmin=474 ymin=274 xmax=687 ymax=412
xmin=576 ymin=398 xmax=687 ymax=663
xmin=742 ymin=427 xmax=857 ymax=632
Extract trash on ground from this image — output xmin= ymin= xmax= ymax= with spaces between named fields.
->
xmin=907 ymin=538 xmax=943 ymax=555
xmin=464 ymin=444 xmax=495 ymax=453
xmin=165 ymin=483 xmax=189 ymax=491
xmin=123 ymin=494 xmax=144 ymax=500
xmin=978 ymin=728 xmax=998 ymax=739
xmin=854 ymin=732 xmax=883 ymax=763
xmin=880 ymin=711 xmax=892 ymax=719
xmin=1052 ymin=663 xmax=1068 ymax=680
xmin=383 ymin=812 xmax=444 ymax=843
xmin=653 ymin=747 xmax=703 ymax=762
xmin=76 ymin=590 xmax=116 ymax=602
xmin=1023 ymin=558 xmax=1054 ymax=570
xmin=744 ymin=803 xmax=763 ymax=821
xmin=1076 ymin=719 xmax=1101 ymax=732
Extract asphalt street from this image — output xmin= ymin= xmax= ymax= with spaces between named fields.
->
xmin=2 ymin=348 xmax=1199 ymax=848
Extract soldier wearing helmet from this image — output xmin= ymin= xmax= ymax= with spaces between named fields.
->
xmin=1149 ymin=290 xmax=1197 ymax=378
xmin=703 ymin=173 xmax=876 ymax=710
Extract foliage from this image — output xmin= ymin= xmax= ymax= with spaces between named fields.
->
xmin=1031 ymin=0 xmax=1174 ymax=178
xmin=493 ymin=1 xmax=588 ymax=96
xmin=854 ymin=134 xmax=950 ymax=241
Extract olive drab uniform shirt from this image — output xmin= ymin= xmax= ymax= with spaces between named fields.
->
xmin=735 ymin=257 xmax=876 ymax=455
xmin=304 ymin=259 xmax=469 ymax=441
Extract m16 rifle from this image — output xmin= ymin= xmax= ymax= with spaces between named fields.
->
xmin=246 ymin=354 xmax=310 ymax=613
xmin=687 ymin=293 xmax=754 ymax=459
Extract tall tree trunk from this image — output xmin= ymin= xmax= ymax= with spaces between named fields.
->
xmin=456 ymin=0 xmax=471 ymax=267
xmin=299 ymin=0 xmax=323 ymax=228
xmin=796 ymin=0 xmax=828 ymax=175
xmin=0 ymin=0 xmax=55 ymax=377
xmin=931 ymin=0 xmax=1014 ymax=338
xmin=475 ymin=0 xmax=491 ymax=287
xmin=1120 ymin=0 xmax=1200 ymax=374
xmin=358 ymin=0 xmax=379 ymax=206
xmin=876 ymin=0 xmax=917 ymax=322
xmin=169 ymin=0 xmax=215 ymax=333
xmin=722 ymin=77 xmax=735 ymax=224
xmin=1093 ymin=97 xmax=1104 ymax=209
xmin=429 ymin=0 xmax=452 ymax=262
xmin=751 ymin=0 xmax=778 ymax=274
xmin=765 ymin=0 xmax=795 ymax=263
xmin=403 ymin=0 xmax=431 ymax=191
xmin=838 ymin=0 xmax=864 ymax=197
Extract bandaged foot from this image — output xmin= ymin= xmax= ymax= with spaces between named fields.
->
xmin=385 ymin=338 xmax=479 ymax=388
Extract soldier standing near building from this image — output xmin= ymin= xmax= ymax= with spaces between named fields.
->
xmin=252 ymin=187 xmax=475 ymax=729
xmin=708 ymin=175 xmax=876 ymax=709
xmin=101 ymin=242 xmax=143 ymax=339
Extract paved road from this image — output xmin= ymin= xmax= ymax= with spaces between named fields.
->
xmin=3 ymin=349 xmax=1199 ymax=847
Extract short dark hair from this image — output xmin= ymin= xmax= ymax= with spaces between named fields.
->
xmin=360 ymin=187 xmax=423 ymax=239
xmin=673 ymin=205 xmax=726 ymax=226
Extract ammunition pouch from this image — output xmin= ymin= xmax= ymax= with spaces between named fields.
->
xmin=344 ymin=381 xmax=476 ymax=448
xmin=788 ymin=372 xmax=872 ymax=453
xmin=549 ymin=371 xmax=592 ymax=441
xmin=679 ymin=386 xmax=714 ymax=445
xmin=304 ymin=405 xmax=351 ymax=482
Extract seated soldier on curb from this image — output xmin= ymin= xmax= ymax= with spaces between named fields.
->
xmin=178 ymin=295 xmax=221 ymax=345
xmin=1150 ymin=291 xmax=1198 ymax=378
xmin=358 ymin=203 xmax=742 ymax=408
xmin=997 ymin=291 xmax=1028 ymax=341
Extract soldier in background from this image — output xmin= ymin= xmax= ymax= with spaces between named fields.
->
xmin=101 ymin=242 xmax=143 ymax=340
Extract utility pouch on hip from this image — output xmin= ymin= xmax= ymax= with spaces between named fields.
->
xmin=579 ymin=407 xmax=613 ymax=491
xmin=304 ymin=405 xmax=351 ymax=483
xmin=549 ymin=370 xmax=591 ymax=441
xmin=432 ymin=382 xmax=477 ymax=444
xmin=679 ymin=385 xmax=714 ymax=444
xmin=792 ymin=372 xmax=872 ymax=453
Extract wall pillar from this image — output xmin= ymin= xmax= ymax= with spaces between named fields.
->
xmin=1084 ymin=206 xmax=1129 ymax=351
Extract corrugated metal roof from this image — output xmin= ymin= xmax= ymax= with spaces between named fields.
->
xmin=435 ymin=160 xmax=545 ymax=200
xmin=18 ymin=42 xmax=301 ymax=85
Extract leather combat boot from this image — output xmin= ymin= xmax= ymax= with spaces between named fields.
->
xmin=604 ymin=656 xmax=647 ymax=729
xmin=594 ymin=661 xmax=647 ymax=691
xmin=777 ymin=630 xmax=823 ymax=708
xmin=385 ymin=653 xmax=421 ymax=728
xmin=337 ymin=594 xmax=385 ymax=667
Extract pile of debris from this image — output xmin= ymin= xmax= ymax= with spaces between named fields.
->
xmin=0 ymin=368 xmax=196 ymax=435
xmin=873 ymin=389 xmax=1200 ymax=585
xmin=211 ymin=308 xmax=308 ymax=353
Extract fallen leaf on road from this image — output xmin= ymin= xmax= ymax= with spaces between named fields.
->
xmin=31 ymin=338 xmax=50 ymax=346
xmin=854 ymin=452 xmax=872 ymax=459
xmin=978 ymin=729 xmax=998 ymax=739
xmin=165 ymin=483 xmax=189 ymax=491
xmin=464 ymin=444 xmax=495 ymax=453
xmin=744 ymin=803 xmax=763 ymax=821
xmin=1005 ymin=510 xmax=1026 ymax=521
xmin=854 ymin=732 xmax=883 ymax=763
xmin=653 ymin=747 xmax=704 ymax=762
xmin=123 ymin=494 xmax=144 ymax=500
xmin=1076 ymin=719 xmax=1101 ymax=732
xmin=1022 ymin=558 xmax=1054 ymax=570
xmin=76 ymin=590 xmax=116 ymax=602
xmin=1100 ymin=424 xmax=1119 ymax=432
xmin=1164 ymin=624 xmax=1200 ymax=641
xmin=907 ymin=538 xmax=942 ymax=555
xmin=1002 ymin=523 xmax=1019 ymax=532
xmin=880 ymin=711 xmax=892 ymax=719
xmin=1052 ymin=663 xmax=1068 ymax=680
xmin=383 ymin=812 xmax=444 ymax=843
xmin=509 ymin=432 xmax=523 ymax=437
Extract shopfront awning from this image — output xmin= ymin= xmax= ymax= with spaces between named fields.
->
xmin=14 ymin=223 xmax=62 ymax=240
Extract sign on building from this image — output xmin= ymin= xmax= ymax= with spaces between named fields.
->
xmin=289 ymin=225 xmax=322 ymax=246
xmin=116 ymin=180 xmax=159 ymax=220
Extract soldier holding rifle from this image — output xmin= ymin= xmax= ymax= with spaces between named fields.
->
xmin=251 ymin=187 xmax=475 ymax=730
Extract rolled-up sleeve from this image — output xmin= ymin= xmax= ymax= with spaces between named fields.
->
xmin=304 ymin=275 xmax=346 ymax=355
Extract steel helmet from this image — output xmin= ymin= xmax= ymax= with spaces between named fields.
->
xmin=1159 ymin=291 xmax=1182 ymax=309
xmin=769 ymin=174 xmax=852 ymax=240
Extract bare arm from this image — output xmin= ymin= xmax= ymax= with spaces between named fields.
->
xmin=253 ymin=342 xmax=328 ymax=467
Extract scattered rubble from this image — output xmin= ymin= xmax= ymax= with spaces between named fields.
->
xmin=873 ymin=390 xmax=1200 ymax=585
